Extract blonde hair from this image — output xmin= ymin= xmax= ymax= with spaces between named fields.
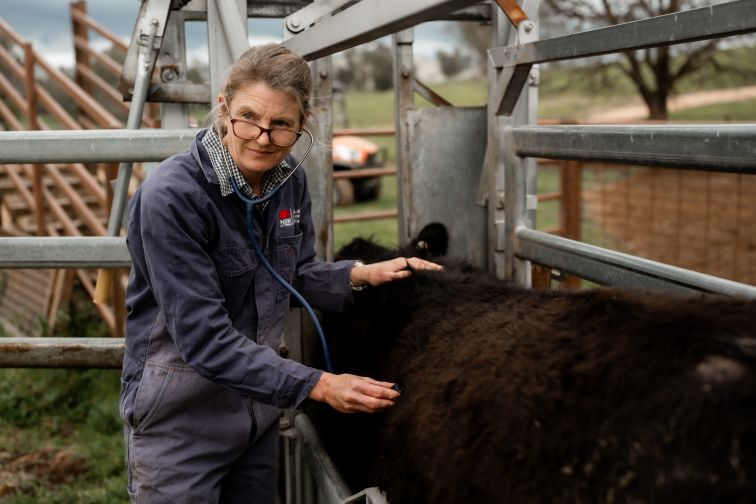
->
xmin=212 ymin=44 xmax=312 ymax=137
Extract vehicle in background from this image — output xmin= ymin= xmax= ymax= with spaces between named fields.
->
xmin=332 ymin=135 xmax=385 ymax=206
xmin=331 ymin=81 xmax=385 ymax=206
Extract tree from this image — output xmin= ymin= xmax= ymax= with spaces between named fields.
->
xmin=540 ymin=0 xmax=750 ymax=119
xmin=453 ymin=22 xmax=490 ymax=76
xmin=362 ymin=42 xmax=394 ymax=91
xmin=436 ymin=48 xmax=470 ymax=79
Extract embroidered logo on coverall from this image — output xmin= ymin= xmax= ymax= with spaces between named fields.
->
xmin=279 ymin=208 xmax=300 ymax=227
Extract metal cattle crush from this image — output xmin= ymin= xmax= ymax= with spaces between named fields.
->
xmin=1 ymin=0 xmax=755 ymax=502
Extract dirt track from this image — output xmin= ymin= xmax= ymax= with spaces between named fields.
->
xmin=586 ymin=85 xmax=756 ymax=122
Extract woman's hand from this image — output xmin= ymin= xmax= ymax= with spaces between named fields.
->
xmin=308 ymin=372 xmax=400 ymax=413
xmin=350 ymin=257 xmax=443 ymax=288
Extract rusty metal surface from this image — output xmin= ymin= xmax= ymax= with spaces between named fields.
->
xmin=334 ymin=210 xmax=398 ymax=223
xmin=494 ymin=0 xmax=528 ymax=26
xmin=0 ymin=338 xmax=125 ymax=368
xmin=332 ymin=167 xmax=396 ymax=179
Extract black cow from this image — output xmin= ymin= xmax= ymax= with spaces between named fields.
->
xmin=310 ymin=225 xmax=756 ymax=504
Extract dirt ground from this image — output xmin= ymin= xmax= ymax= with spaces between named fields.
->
xmin=586 ymin=85 xmax=756 ymax=122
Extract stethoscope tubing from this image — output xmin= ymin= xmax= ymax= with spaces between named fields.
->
xmin=229 ymin=129 xmax=335 ymax=373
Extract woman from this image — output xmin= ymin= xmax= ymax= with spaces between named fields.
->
xmin=119 ymin=44 xmax=440 ymax=503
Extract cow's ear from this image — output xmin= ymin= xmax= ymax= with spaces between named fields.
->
xmin=410 ymin=222 xmax=448 ymax=258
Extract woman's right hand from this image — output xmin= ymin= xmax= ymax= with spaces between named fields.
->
xmin=308 ymin=372 xmax=399 ymax=413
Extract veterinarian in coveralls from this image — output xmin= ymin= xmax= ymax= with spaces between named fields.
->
xmin=119 ymin=44 xmax=440 ymax=503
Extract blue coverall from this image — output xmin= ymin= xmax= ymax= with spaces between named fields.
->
xmin=119 ymin=129 xmax=356 ymax=503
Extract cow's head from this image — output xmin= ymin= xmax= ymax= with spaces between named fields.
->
xmin=336 ymin=222 xmax=448 ymax=263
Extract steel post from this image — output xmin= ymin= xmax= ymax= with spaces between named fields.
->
xmin=393 ymin=29 xmax=414 ymax=247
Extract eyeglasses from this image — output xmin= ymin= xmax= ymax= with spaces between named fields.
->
xmin=229 ymin=117 xmax=302 ymax=147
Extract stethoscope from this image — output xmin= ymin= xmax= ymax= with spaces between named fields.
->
xmin=228 ymin=129 xmax=335 ymax=373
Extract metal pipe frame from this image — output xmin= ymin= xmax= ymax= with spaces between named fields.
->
xmin=516 ymin=228 xmax=756 ymax=298
xmin=282 ymin=0 xmax=479 ymax=60
xmin=0 ymin=237 xmax=130 ymax=269
xmin=294 ymin=414 xmax=353 ymax=503
xmin=0 ymin=128 xmax=198 ymax=164
xmin=0 ymin=338 xmax=124 ymax=368
xmin=491 ymin=0 xmax=756 ymax=115
xmin=510 ymin=124 xmax=756 ymax=173
xmin=490 ymin=0 xmax=756 ymax=69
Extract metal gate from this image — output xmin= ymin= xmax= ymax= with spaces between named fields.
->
xmin=1 ymin=0 xmax=756 ymax=502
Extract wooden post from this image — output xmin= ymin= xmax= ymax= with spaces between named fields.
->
xmin=70 ymin=1 xmax=92 ymax=98
xmin=112 ymin=269 xmax=126 ymax=338
xmin=531 ymin=263 xmax=552 ymax=289
xmin=560 ymin=160 xmax=582 ymax=289
xmin=23 ymin=42 xmax=46 ymax=237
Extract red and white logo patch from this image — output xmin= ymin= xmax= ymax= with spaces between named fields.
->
xmin=279 ymin=208 xmax=300 ymax=227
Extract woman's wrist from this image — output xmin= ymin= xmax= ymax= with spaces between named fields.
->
xmin=350 ymin=261 xmax=369 ymax=290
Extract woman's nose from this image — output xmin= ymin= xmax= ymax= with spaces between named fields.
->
xmin=256 ymin=130 xmax=272 ymax=146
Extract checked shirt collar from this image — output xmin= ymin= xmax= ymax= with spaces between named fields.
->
xmin=202 ymin=127 xmax=291 ymax=212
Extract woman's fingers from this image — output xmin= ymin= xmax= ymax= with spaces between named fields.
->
xmin=406 ymin=257 xmax=443 ymax=271
xmin=316 ymin=373 xmax=400 ymax=414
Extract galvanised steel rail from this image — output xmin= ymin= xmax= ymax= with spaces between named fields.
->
xmin=0 ymin=337 xmax=124 ymax=368
xmin=0 ymin=128 xmax=198 ymax=164
xmin=282 ymin=0 xmax=479 ymax=60
xmin=490 ymin=0 xmax=756 ymax=69
xmin=491 ymin=0 xmax=756 ymax=114
xmin=0 ymin=237 xmax=130 ymax=269
xmin=510 ymin=124 xmax=756 ymax=174
xmin=516 ymin=228 xmax=756 ymax=299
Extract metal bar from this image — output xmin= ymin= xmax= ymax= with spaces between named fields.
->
xmin=438 ymin=3 xmax=491 ymax=22
xmin=0 ymin=129 xmax=198 ymax=164
xmin=510 ymin=124 xmax=756 ymax=173
xmin=304 ymin=56 xmax=335 ymax=260
xmin=218 ymin=0 xmax=250 ymax=59
xmin=342 ymin=488 xmax=390 ymax=504
xmin=538 ymin=191 xmax=561 ymax=202
xmin=334 ymin=210 xmax=398 ymax=223
xmin=333 ymin=167 xmax=396 ymax=179
xmin=294 ymin=414 xmax=353 ymax=502
xmin=490 ymin=0 xmax=756 ymax=69
xmin=106 ymin=14 xmax=159 ymax=241
xmin=0 ymin=237 xmax=130 ymax=268
xmin=208 ymin=0 xmax=246 ymax=102
xmin=494 ymin=0 xmax=528 ymax=27
xmin=282 ymin=0 xmax=478 ymax=60
xmin=284 ymin=0 xmax=356 ymax=36
xmin=515 ymin=227 xmax=756 ymax=298
xmin=0 ymin=338 xmax=124 ymax=368
xmin=413 ymin=78 xmax=453 ymax=106
xmin=393 ymin=28 xmax=414 ymax=247
xmin=333 ymin=127 xmax=395 ymax=137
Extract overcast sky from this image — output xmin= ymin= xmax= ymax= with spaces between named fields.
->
xmin=1 ymin=0 xmax=456 ymax=69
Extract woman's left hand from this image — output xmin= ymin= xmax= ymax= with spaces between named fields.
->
xmin=350 ymin=257 xmax=443 ymax=288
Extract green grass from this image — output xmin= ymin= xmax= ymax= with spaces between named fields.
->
xmin=0 ymin=292 xmax=126 ymax=503
xmin=669 ymin=98 xmax=756 ymax=122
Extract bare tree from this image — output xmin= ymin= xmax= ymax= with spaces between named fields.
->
xmin=541 ymin=0 xmax=748 ymax=119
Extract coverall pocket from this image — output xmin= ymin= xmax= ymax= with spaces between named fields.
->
xmin=132 ymin=362 xmax=174 ymax=434
xmin=213 ymin=243 xmax=256 ymax=277
xmin=275 ymin=232 xmax=302 ymax=301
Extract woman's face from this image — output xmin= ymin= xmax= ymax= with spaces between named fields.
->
xmin=220 ymin=81 xmax=302 ymax=186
